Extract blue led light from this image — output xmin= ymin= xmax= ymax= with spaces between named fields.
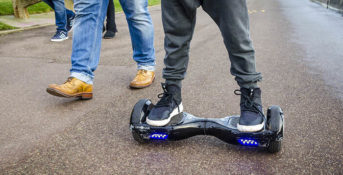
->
xmin=238 ymin=138 xmax=259 ymax=146
xmin=150 ymin=133 xmax=168 ymax=140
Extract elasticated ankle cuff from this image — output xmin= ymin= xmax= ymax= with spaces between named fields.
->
xmin=166 ymin=83 xmax=182 ymax=104
xmin=238 ymin=81 xmax=259 ymax=89
xmin=165 ymin=79 xmax=182 ymax=89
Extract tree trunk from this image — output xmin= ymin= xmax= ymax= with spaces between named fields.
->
xmin=12 ymin=0 xmax=41 ymax=19
xmin=12 ymin=0 xmax=74 ymax=19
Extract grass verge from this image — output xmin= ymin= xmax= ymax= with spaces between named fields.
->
xmin=0 ymin=0 xmax=52 ymax=16
xmin=0 ymin=21 xmax=17 ymax=30
xmin=0 ymin=0 xmax=160 ymax=16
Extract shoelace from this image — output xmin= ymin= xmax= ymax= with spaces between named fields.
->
xmin=64 ymin=77 xmax=74 ymax=84
xmin=234 ymin=89 xmax=264 ymax=116
xmin=136 ymin=70 xmax=147 ymax=77
xmin=54 ymin=31 xmax=66 ymax=37
xmin=155 ymin=84 xmax=178 ymax=108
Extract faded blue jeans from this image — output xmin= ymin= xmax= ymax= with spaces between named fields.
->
xmin=42 ymin=0 xmax=75 ymax=32
xmin=70 ymin=0 xmax=155 ymax=84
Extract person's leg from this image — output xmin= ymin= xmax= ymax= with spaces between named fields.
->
xmin=51 ymin=0 xmax=68 ymax=32
xmin=162 ymin=0 xmax=201 ymax=89
xmin=103 ymin=0 xmax=117 ymax=39
xmin=112 ymin=2 xmax=117 ymax=33
xmin=119 ymin=0 xmax=155 ymax=71
xmin=119 ymin=0 xmax=156 ymax=88
xmin=47 ymin=0 xmax=108 ymax=99
xmin=70 ymin=0 xmax=109 ymax=84
xmin=42 ymin=0 xmax=68 ymax=41
xmin=66 ymin=8 xmax=75 ymax=19
xmin=106 ymin=0 xmax=117 ymax=33
xmin=49 ymin=0 xmax=70 ymax=41
xmin=201 ymin=0 xmax=262 ymax=88
xmin=202 ymin=0 xmax=264 ymax=132
xmin=147 ymin=0 xmax=201 ymax=127
xmin=65 ymin=8 xmax=76 ymax=32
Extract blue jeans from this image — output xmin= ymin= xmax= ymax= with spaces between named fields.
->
xmin=42 ymin=0 xmax=75 ymax=32
xmin=70 ymin=0 xmax=155 ymax=84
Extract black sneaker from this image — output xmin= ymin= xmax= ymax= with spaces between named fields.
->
xmin=103 ymin=31 xmax=116 ymax=39
xmin=235 ymin=88 xmax=265 ymax=132
xmin=146 ymin=83 xmax=183 ymax=126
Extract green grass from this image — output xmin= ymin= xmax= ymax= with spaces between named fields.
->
xmin=0 ymin=21 xmax=17 ymax=30
xmin=114 ymin=0 xmax=160 ymax=11
xmin=27 ymin=2 xmax=53 ymax=14
xmin=0 ymin=0 xmax=160 ymax=16
xmin=0 ymin=0 xmax=52 ymax=16
xmin=0 ymin=0 xmax=14 ymax=15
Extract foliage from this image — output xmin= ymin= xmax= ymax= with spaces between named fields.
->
xmin=0 ymin=0 xmax=160 ymax=16
xmin=0 ymin=21 xmax=17 ymax=30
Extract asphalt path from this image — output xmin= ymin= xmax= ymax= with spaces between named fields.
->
xmin=0 ymin=0 xmax=342 ymax=174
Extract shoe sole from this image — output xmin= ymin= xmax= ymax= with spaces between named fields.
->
xmin=103 ymin=36 xmax=115 ymax=39
xmin=51 ymin=37 xmax=69 ymax=42
xmin=46 ymin=87 xmax=92 ymax=100
xmin=237 ymin=122 xmax=264 ymax=133
xmin=129 ymin=76 xmax=155 ymax=89
xmin=146 ymin=103 xmax=183 ymax=126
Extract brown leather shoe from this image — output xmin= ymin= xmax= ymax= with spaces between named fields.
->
xmin=46 ymin=77 xmax=93 ymax=99
xmin=129 ymin=69 xmax=155 ymax=88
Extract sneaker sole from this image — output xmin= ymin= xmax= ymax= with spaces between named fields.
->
xmin=146 ymin=103 xmax=183 ymax=126
xmin=46 ymin=87 xmax=92 ymax=100
xmin=51 ymin=37 xmax=69 ymax=42
xmin=237 ymin=122 xmax=264 ymax=133
xmin=103 ymin=36 xmax=115 ymax=39
xmin=129 ymin=76 xmax=155 ymax=89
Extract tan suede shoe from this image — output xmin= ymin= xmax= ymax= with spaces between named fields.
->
xmin=46 ymin=77 xmax=93 ymax=99
xmin=129 ymin=69 xmax=155 ymax=88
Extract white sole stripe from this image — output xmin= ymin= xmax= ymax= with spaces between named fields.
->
xmin=146 ymin=103 xmax=183 ymax=126
xmin=237 ymin=122 xmax=264 ymax=132
xmin=51 ymin=36 xmax=68 ymax=42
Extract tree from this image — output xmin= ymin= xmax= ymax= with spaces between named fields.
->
xmin=12 ymin=0 xmax=41 ymax=19
xmin=12 ymin=0 xmax=74 ymax=19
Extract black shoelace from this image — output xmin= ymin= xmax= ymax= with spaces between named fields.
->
xmin=155 ymin=84 xmax=178 ymax=108
xmin=234 ymin=89 xmax=264 ymax=116
xmin=65 ymin=77 xmax=73 ymax=83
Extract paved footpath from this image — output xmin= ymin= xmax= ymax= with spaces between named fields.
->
xmin=0 ymin=0 xmax=342 ymax=174
xmin=0 ymin=12 xmax=55 ymax=35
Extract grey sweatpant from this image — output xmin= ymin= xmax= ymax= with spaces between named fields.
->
xmin=162 ymin=0 xmax=262 ymax=89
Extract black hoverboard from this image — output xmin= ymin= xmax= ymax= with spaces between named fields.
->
xmin=130 ymin=99 xmax=284 ymax=153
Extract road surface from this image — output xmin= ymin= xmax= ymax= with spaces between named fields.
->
xmin=0 ymin=0 xmax=342 ymax=174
